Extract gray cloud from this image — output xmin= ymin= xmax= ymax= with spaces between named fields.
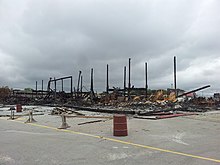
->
xmin=0 ymin=0 xmax=220 ymax=95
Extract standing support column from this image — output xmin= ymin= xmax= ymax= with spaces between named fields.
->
xmin=123 ymin=66 xmax=126 ymax=97
xmin=35 ymin=81 xmax=38 ymax=98
xmin=90 ymin=68 xmax=94 ymax=101
xmin=80 ymin=75 xmax=83 ymax=97
xmin=145 ymin=62 xmax=148 ymax=99
xmin=128 ymin=58 xmax=131 ymax=101
xmin=74 ymin=87 xmax=76 ymax=98
xmin=174 ymin=56 xmax=177 ymax=96
xmin=61 ymin=79 xmax=64 ymax=92
xmin=106 ymin=64 xmax=109 ymax=94
xmin=47 ymin=77 xmax=52 ymax=91
xmin=70 ymin=76 xmax=73 ymax=102
xmin=54 ymin=77 xmax=56 ymax=103
xmin=77 ymin=71 xmax=82 ymax=93
xmin=41 ymin=80 xmax=44 ymax=97
xmin=91 ymin=68 xmax=94 ymax=92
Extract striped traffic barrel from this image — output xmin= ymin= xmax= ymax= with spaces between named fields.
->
xmin=16 ymin=104 xmax=22 ymax=113
xmin=113 ymin=114 xmax=128 ymax=136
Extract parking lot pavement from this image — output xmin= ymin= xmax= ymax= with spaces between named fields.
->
xmin=0 ymin=114 xmax=220 ymax=165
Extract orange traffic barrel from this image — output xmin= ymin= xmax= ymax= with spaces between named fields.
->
xmin=16 ymin=104 xmax=22 ymax=113
xmin=113 ymin=114 xmax=128 ymax=136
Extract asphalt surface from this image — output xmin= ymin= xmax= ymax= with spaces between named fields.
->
xmin=0 ymin=109 xmax=220 ymax=165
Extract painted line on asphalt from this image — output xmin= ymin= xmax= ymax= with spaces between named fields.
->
xmin=1 ymin=118 xmax=220 ymax=163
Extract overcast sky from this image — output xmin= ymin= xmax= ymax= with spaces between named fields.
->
xmin=0 ymin=0 xmax=220 ymax=95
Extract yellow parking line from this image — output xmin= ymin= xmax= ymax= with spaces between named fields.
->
xmin=1 ymin=118 xmax=220 ymax=163
xmin=16 ymin=117 xmax=25 ymax=121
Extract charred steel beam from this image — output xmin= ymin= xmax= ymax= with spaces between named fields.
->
xmin=90 ymin=68 xmax=95 ymax=100
xmin=70 ymin=76 xmax=73 ymax=96
xmin=128 ymin=58 xmax=131 ymax=101
xmin=65 ymin=105 xmax=135 ymax=114
xmin=61 ymin=79 xmax=63 ymax=92
xmin=106 ymin=64 xmax=109 ymax=94
xmin=174 ymin=56 xmax=177 ymax=96
xmin=91 ymin=68 xmax=94 ymax=92
xmin=80 ymin=75 xmax=83 ymax=95
xmin=77 ymin=71 xmax=82 ymax=93
xmin=50 ymin=76 xmax=72 ymax=82
xmin=42 ymin=80 xmax=43 ymax=97
xmin=177 ymin=85 xmax=211 ymax=98
xmin=54 ymin=77 xmax=56 ymax=103
xmin=49 ymin=76 xmax=73 ymax=94
xmin=124 ymin=66 xmax=126 ymax=96
xmin=35 ymin=81 xmax=38 ymax=97
xmin=74 ymin=87 xmax=76 ymax=98
xmin=145 ymin=62 xmax=148 ymax=98
xmin=47 ymin=77 xmax=52 ymax=91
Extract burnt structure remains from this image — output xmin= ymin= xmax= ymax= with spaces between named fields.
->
xmin=3 ymin=57 xmax=216 ymax=113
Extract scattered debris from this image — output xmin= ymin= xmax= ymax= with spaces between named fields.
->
xmin=51 ymin=107 xmax=84 ymax=116
xmin=134 ymin=116 xmax=157 ymax=120
xmin=155 ymin=113 xmax=196 ymax=119
xmin=0 ymin=81 xmax=218 ymax=122
xmin=66 ymin=115 xmax=113 ymax=119
xmin=78 ymin=119 xmax=105 ymax=125
xmin=134 ymin=112 xmax=197 ymax=120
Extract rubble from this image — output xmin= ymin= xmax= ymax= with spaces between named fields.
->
xmin=0 ymin=57 xmax=217 ymax=121
xmin=51 ymin=107 xmax=85 ymax=115
xmin=23 ymin=83 xmax=217 ymax=121
xmin=78 ymin=119 xmax=106 ymax=125
xmin=0 ymin=69 xmax=218 ymax=121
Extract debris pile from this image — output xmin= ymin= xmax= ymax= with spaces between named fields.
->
xmin=1 ymin=81 xmax=219 ymax=121
xmin=51 ymin=107 xmax=84 ymax=115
